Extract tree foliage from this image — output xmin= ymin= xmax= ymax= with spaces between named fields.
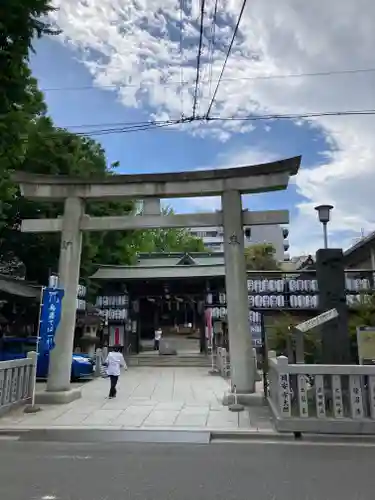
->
xmin=0 ymin=1 xmax=205 ymax=287
xmin=141 ymin=207 xmax=206 ymax=253
xmin=267 ymin=312 xmax=321 ymax=363
xmin=1 ymin=117 xmax=205 ymax=285
xmin=0 ymin=0 xmax=58 ymax=220
xmin=348 ymin=294 xmax=375 ymax=362
xmin=0 ymin=116 xmax=131 ymax=284
xmin=245 ymin=243 xmax=280 ymax=271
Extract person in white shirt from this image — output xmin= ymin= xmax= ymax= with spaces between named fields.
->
xmin=154 ymin=327 xmax=162 ymax=351
xmin=105 ymin=345 xmax=127 ymax=399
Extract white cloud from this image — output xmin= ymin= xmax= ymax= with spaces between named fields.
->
xmin=48 ymin=0 xmax=375 ymax=256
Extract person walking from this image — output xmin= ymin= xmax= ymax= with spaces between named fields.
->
xmin=105 ymin=345 xmax=127 ymax=399
xmin=154 ymin=327 xmax=162 ymax=351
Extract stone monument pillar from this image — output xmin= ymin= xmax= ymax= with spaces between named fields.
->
xmin=315 ymin=248 xmax=351 ymax=364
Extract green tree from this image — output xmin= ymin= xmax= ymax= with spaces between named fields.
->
xmin=267 ymin=312 xmax=321 ymax=363
xmin=133 ymin=206 xmax=206 ymax=253
xmin=245 ymin=243 xmax=280 ymax=270
xmin=0 ymin=0 xmax=57 ymax=221
xmin=0 ymin=117 xmax=136 ymax=284
xmin=348 ymin=293 xmax=375 ymax=362
xmin=1 ymin=117 xmax=206 ymax=285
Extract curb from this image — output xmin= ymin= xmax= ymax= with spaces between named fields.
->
xmin=210 ymin=429 xmax=375 ymax=444
xmin=2 ymin=426 xmax=375 ymax=446
xmin=210 ymin=430 xmax=293 ymax=441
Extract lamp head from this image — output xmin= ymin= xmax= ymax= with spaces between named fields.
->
xmin=314 ymin=204 xmax=333 ymax=224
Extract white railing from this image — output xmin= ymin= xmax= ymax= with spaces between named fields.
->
xmin=216 ymin=348 xmax=230 ymax=378
xmin=267 ymin=352 xmax=375 ymax=434
xmin=0 ymin=353 xmax=36 ymax=416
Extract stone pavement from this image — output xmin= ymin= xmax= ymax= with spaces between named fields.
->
xmin=0 ymin=367 xmax=274 ymax=432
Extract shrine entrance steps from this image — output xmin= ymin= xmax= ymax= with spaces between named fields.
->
xmin=128 ymin=353 xmax=211 ymax=368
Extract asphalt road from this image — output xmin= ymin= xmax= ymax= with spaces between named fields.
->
xmin=1 ymin=437 xmax=375 ymax=500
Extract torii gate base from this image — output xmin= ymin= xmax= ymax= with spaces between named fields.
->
xmin=13 ymin=156 xmax=300 ymax=404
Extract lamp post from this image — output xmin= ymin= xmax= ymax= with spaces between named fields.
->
xmin=315 ymin=204 xmax=333 ymax=249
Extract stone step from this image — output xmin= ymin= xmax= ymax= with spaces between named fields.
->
xmin=128 ymin=355 xmax=212 ymax=368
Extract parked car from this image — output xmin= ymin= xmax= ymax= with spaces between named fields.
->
xmin=0 ymin=337 xmax=94 ymax=380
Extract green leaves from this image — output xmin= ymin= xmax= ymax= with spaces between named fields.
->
xmin=0 ymin=0 xmax=53 ymax=222
xmin=0 ymin=0 xmax=206 ymax=288
xmin=244 ymin=243 xmax=280 ymax=270
xmin=1 ymin=116 xmax=206 ymax=286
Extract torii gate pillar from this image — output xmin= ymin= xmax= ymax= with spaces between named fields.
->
xmin=47 ymin=197 xmax=84 ymax=394
xmin=222 ymin=190 xmax=255 ymax=393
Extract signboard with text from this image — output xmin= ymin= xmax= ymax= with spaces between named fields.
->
xmin=39 ymin=287 xmax=64 ymax=352
xmin=357 ymin=326 xmax=375 ymax=364
xmin=295 ymin=308 xmax=338 ymax=333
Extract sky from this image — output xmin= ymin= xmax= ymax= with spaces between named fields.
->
xmin=29 ymin=0 xmax=375 ymax=257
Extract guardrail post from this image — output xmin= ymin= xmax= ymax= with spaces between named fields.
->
xmin=276 ymin=356 xmax=291 ymax=418
xmin=23 ymin=351 xmax=42 ymax=414
xmin=27 ymin=352 xmax=37 ymax=402
xmin=95 ymin=348 xmax=102 ymax=377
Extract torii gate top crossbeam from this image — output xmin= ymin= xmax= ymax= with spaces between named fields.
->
xmin=11 ymin=156 xmax=301 ymax=201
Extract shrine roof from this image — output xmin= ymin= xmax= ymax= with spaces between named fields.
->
xmin=0 ymin=274 xmax=41 ymax=299
xmin=90 ymin=252 xmax=225 ymax=280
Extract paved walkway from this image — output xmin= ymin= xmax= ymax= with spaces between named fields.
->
xmin=0 ymin=367 xmax=274 ymax=432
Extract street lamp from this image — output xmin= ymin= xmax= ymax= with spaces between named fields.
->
xmin=315 ymin=204 xmax=333 ymax=249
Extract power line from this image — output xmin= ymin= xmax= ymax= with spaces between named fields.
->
xmin=179 ymin=0 xmax=185 ymax=117
xmin=75 ymin=119 xmax=187 ymax=137
xmin=205 ymin=0 xmax=248 ymax=118
xmin=198 ymin=0 xmax=219 ymax=116
xmin=207 ymin=0 xmax=219 ymax=104
xmin=40 ymin=66 xmax=375 ymax=93
xmin=82 ymin=121 xmax=182 ymax=137
xmin=192 ymin=0 xmax=206 ymax=118
xmin=59 ymin=119 xmax=179 ymax=131
xmin=24 ymin=108 xmax=375 ymax=139
xmin=78 ymin=108 xmax=375 ymax=135
xmin=38 ymin=118 xmax=194 ymax=138
xmin=208 ymin=108 xmax=375 ymax=122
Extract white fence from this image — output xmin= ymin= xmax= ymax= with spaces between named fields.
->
xmin=268 ymin=352 xmax=375 ymax=434
xmin=0 ymin=354 xmax=36 ymax=416
xmin=215 ymin=348 xmax=230 ymax=378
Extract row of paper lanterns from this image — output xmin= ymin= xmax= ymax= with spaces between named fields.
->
xmin=247 ymin=278 xmax=372 ymax=293
xmin=49 ymin=275 xmax=87 ymax=298
xmin=210 ymin=294 xmax=371 ymax=313
xmin=76 ymin=299 xmax=86 ymax=311
xmin=96 ymin=295 xmax=129 ymax=307
xmin=98 ymin=308 xmax=128 ymax=320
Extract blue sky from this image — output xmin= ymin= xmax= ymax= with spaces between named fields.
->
xmin=29 ymin=1 xmax=375 ymax=255
xmin=30 ymin=38 xmax=323 ymax=239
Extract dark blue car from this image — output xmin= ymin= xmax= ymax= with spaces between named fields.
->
xmin=0 ymin=337 xmax=94 ymax=380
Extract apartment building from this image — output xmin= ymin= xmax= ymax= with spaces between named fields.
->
xmin=190 ymin=224 xmax=290 ymax=261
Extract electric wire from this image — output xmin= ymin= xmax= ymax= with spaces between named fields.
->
xmin=179 ymin=0 xmax=185 ymax=117
xmin=40 ymin=67 xmax=375 ymax=93
xmin=192 ymin=0 xmax=207 ymax=118
xmin=20 ymin=108 xmax=375 ymax=139
xmin=205 ymin=0 xmax=248 ymax=118
xmin=207 ymin=0 xmax=219 ymax=101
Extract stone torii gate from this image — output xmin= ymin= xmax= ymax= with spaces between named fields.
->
xmin=12 ymin=156 xmax=301 ymax=403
